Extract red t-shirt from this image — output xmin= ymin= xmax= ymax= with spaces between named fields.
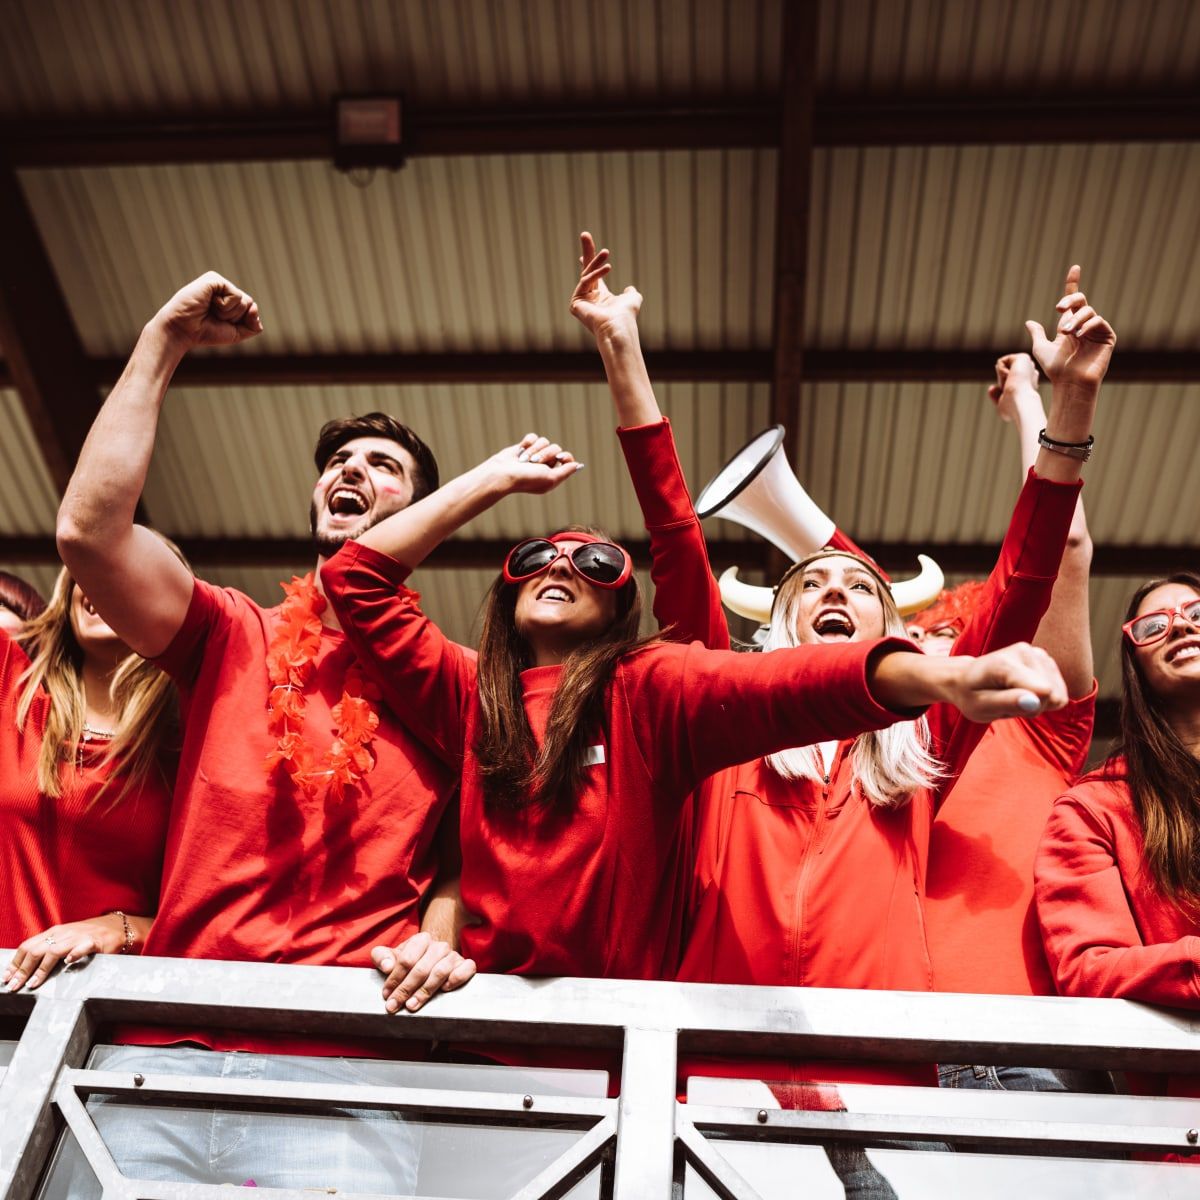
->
xmin=0 ymin=629 xmax=171 ymax=948
xmin=926 ymin=690 xmax=1096 ymax=996
xmin=124 ymin=577 xmax=455 ymax=1054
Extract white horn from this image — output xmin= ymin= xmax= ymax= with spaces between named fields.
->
xmin=696 ymin=425 xmax=835 ymax=561
xmin=718 ymin=566 xmax=775 ymax=625
xmin=890 ymin=555 xmax=945 ymax=617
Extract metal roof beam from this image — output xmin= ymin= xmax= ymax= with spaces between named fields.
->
xmin=0 ymin=167 xmax=100 ymax=493
xmin=0 ymin=348 xmax=1185 ymax=389
xmin=0 ymin=535 xmax=1193 ymax=578
xmin=3 ymin=92 xmax=1199 ymax=167
xmin=768 ymin=0 xmax=819 ymax=580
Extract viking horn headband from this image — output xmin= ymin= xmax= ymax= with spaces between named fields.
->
xmin=719 ymin=552 xmax=945 ymax=625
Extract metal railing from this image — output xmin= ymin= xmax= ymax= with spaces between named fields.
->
xmin=2 ymin=952 xmax=1200 ymax=1199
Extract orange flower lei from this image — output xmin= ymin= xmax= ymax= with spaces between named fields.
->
xmin=264 ymin=573 xmax=380 ymax=802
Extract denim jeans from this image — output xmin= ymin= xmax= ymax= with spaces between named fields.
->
xmin=40 ymin=1044 xmax=422 ymax=1198
xmin=938 ymin=1063 xmax=1115 ymax=1094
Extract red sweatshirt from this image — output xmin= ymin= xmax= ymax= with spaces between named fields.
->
xmin=1036 ymin=765 xmax=1200 ymax=1101
xmin=0 ymin=629 xmax=171 ymax=948
xmin=322 ymin=540 xmax=919 ymax=982
xmin=677 ymin=469 xmax=1082 ymax=1089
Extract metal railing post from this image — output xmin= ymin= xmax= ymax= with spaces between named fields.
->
xmin=613 ymin=1026 xmax=678 ymax=1200
xmin=0 ymin=992 xmax=90 ymax=1200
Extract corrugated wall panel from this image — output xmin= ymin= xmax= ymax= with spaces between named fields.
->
xmin=0 ymin=391 xmax=61 ymax=534
xmin=808 ymin=143 xmax=1200 ymax=352
xmin=0 ymin=0 xmax=781 ymax=117
xmin=143 ymin=381 xmax=772 ymax=542
xmin=21 ymin=150 xmax=777 ymax=358
xmin=819 ymin=0 xmax=1200 ymax=93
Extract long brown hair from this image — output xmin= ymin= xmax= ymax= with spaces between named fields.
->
xmin=474 ymin=526 xmax=654 ymax=811
xmin=1112 ymin=571 xmax=1200 ymax=906
xmin=16 ymin=564 xmax=181 ymax=806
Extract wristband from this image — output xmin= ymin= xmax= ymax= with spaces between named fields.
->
xmin=1038 ymin=428 xmax=1094 ymax=462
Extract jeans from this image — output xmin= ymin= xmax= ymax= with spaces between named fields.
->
xmin=938 ymin=1063 xmax=1115 ymax=1094
xmin=40 ymin=1044 xmax=422 ymax=1198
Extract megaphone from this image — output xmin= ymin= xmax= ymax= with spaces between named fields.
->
xmin=696 ymin=425 xmax=943 ymax=619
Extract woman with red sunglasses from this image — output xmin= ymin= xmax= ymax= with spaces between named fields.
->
xmin=1037 ymin=572 xmax=1200 ymax=1118
xmin=320 ymin=424 xmax=1068 ymax=1006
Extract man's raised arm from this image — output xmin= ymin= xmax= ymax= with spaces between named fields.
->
xmin=56 ymin=273 xmax=262 ymax=657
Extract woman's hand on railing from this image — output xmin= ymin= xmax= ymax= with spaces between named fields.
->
xmin=371 ymin=931 xmax=477 ymax=1013
xmin=4 ymin=913 xmax=146 ymax=991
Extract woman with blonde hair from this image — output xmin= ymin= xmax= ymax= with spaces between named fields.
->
xmin=2 ymin=561 xmax=183 ymax=990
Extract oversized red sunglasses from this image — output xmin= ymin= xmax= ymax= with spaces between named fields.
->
xmin=502 ymin=536 xmax=633 ymax=590
xmin=1122 ymin=598 xmax=1200 ymax=647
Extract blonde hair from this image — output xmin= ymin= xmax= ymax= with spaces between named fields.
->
xmin=16 ymin=563 xmax=181 ymax=805
xmin=761 ymin=555 xmax=944 ymax=808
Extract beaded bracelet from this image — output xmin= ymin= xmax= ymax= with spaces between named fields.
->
xmin=108 ymin=910 xmax=136 ymax=954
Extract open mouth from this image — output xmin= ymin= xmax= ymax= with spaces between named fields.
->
xmin=536 ymin=585 xmax=574 ymax=604
xmin=813 ymin=610 xmax=855 ymax=641
xmin=80 ymin=596 xmax=99 ymax=617
xmin=328 ymin=486 xmax=369 ymax=517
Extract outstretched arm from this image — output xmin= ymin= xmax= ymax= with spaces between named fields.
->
xmin=570 ymin=232 xmax=727 ymax=646
xmin=57 ymin=274 xmax=263 ymax=657
xmin=350 ymin=434 xmax=581 ymax=569
xmin=991 ymin=352 xmax=1094 ymax=698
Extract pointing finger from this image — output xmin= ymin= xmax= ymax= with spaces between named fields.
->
xmin=1063 ymin=264 xmax=1081 ymax=296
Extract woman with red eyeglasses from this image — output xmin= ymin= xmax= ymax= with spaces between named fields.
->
xmin=320 ymin=430 xmax=1069 ymax=1003
xmin=1037 ymin=572 xmax=1200 ymax=1116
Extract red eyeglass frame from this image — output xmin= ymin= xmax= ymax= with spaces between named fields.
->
xmin=502 ymin=535 xmax=634 ymax=590
xmin=1122 ymin=598 xmax=1200 ymax=647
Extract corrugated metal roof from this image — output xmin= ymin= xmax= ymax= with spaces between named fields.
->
xmin=21 ymin=149 xmax=777 ymax=357
xmin=818 ymin=0 xmax=1200 ymax=93
xmin=0 ymin=0 xmax=781 ymax=118
xmin=808 ymin=142 xmax=1200 ymax=351
xmin=0 ymin=390 xmax=61 ymax=534
xmin=142 ymin=380 xmax=771 ymax=542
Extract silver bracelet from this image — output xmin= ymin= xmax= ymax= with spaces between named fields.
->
xmin=1038 ymin=428 xmax=1094 ymax=462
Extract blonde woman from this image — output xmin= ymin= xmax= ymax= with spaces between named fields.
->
xmin=2 ymin=565 xmax=181 ymax=990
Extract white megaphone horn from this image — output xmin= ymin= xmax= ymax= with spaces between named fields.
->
xmin=695 ymin=425 xmax=944 ymax=620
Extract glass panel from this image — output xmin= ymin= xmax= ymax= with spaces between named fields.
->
xmin=37 ymin=1045 xmax=608 ymax=1199
xmin=683 ymin=1147 xmax=1200 ymax=1199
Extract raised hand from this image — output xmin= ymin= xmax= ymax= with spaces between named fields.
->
xmin=485 ymin=433 xmax=583 ymax=496
xmin=987 ymin=352 xmax=1040 ymax=423
xmin=151 ymin=271 xmax=264 ymax=351
xmin=371 ymin=932 xmax=476 ymax=1013
xmin=569 ymin=231 xmax=643 ymax=338
xmin=1025 ymin=265 xmax=1116 ymax=388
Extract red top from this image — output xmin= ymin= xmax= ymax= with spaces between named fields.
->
xmin=1036 ymin=765 xmax=1200 ymax=1100
xmin=678 ymin=469 xmax=1082 ymax=1088
xmin=322 ymin=541 xmax=917 ymax=982
xmin=0 ymin=629 xmax=171 ymax=948
xmin=124 ymin=578 xmax=455 ymax=1055
xmin=926 ymin=691 xmax=1096 ymax=996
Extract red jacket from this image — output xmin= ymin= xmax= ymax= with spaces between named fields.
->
xmin=677 ymin=469 xmax=1082 ymax=1088
xmin=322 ymin=541 xmax=918 ymax=982
xmin=1036 ymin=764 xmax=1200 ymax=1100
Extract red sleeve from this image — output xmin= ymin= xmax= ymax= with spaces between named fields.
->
xmin=1018 ymin=682 xmax=1097 ymax=779
xmin=617 ymin=637 xmax=921 ymax=795
xmin=930 ymin=468 xmax=1083 ymax=787
xmin=617 ymin=418 xmax=729 ymax=650
xmin=1035 ymin=792 xmax=1200 ymax=1007
xmin=153 ymin=577 xmax=236 ymax=691
xmin=320 ymin=541 xmax=475 ymax=767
